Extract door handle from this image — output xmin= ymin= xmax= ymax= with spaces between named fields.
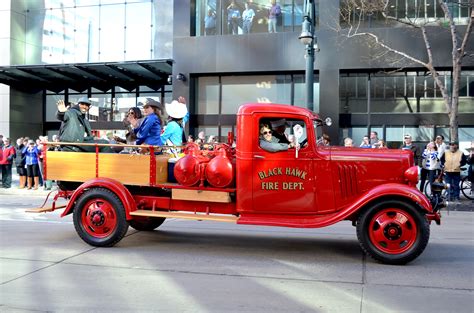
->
xmin=254 ymin=155 xmax=265 ymax=159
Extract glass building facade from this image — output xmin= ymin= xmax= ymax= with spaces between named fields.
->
xmin=22 ymin=0 xmax=173 ymax=65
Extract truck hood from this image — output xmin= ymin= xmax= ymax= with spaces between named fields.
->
xmin=324 ymin=147 xmax=415 ymax=202
xmin=328 ymin=146 xmax=414 ymax=168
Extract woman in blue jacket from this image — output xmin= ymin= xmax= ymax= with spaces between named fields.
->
xmin=131 ymin=99 xmax=164 ymax=148
xmin=22 ymin=140 xmax=41 ymax=189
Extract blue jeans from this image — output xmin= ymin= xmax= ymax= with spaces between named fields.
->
xmin=445 ymin=172 xmax=461 ymax=200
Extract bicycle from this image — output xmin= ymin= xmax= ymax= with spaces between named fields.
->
xmin=423 ymin=167 xmax=473 ymax=200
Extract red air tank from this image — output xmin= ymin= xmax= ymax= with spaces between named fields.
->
xmin=174 ymin=144 xmax=209 ymax=186
xmin=205 ymin=147 xmax=234 ymax=188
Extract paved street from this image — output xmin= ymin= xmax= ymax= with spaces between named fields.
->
xmin=0 ymin=193 xmax=473 ymax=313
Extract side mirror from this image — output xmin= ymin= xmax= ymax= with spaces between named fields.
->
xmin=316 ymin=117 xmax=332 ymax=127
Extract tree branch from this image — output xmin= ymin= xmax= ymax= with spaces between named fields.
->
xmin=345 ymin=31 xmax=429 ymax=68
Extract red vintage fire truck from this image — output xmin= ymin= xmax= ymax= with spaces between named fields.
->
xmin=30 ymin=103 xmax=442 ymax=265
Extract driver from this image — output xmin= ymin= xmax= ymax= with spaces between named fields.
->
xmin=259 ymin=123 xmax=295 ymax=152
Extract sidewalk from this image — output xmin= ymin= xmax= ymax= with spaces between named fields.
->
xmin=0 ymin=172 xmax=57 ymax=196
xmin=1 ymin=172 xmax=473 ymax=210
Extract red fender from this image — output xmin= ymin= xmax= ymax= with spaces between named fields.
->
xmin=238 ymin=183 xmax=434 ymax=228
xmin=354 ymin=183 xmax=432 ymax=213
xmin=60 ymin=178 xmax=136 ymax=220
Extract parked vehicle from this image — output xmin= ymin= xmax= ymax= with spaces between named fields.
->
xmin=29 ymin=103 xmax=442 ymax=265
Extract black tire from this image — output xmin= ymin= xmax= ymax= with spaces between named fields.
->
xmin=460 ymin=177 xmax=473 ymax=200
xmin=423 ymin=181 xmax=431 ymax=198
xmin=356 ymin=200 xmax=430 ymax=265
xmin=129 ymin=217 xmax=166 ymax=231
xmin=73 ymin=188 xmax=129 ymax=247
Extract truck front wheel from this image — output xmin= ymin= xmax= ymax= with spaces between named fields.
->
xmin=129 ymin=217 xmax=166 ymax=231
xmin=73 ymin=188 xmax=129 ymax=247
xmin=356 ymin=200 xmax=430 ymax=265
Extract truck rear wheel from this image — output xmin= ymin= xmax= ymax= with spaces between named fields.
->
xmin=129 ymin=217 xmax=166 ymax=231
xmin=356 ymin=200 xmax=430 ymax=265
xmin=73 ymin=188 xmax=129 ymax=247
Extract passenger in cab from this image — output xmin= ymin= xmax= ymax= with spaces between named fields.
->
xmin=259 ymin=123 xmax=295 ymax=152
xmin=131 ymin=98 xmax=164 ymax=147
xmin=161 ymin=96 xmax=189 ymax=147
xmin=270 ymin=119 xmax=290 ymax=144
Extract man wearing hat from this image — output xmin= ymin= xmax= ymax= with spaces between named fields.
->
xmin=161 ymin=96 xmax=189 ymax=146
xmin=400 ymin=134 xmax=421 ymax=166
xmin=440 ymin=141 xmax=467 ymax=202
xmin=56 ymin=97 xmax=112 ymax=152
xmin=270 ymin=119 xmax=290 ymax=144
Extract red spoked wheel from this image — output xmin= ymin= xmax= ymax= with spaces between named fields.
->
xmin=73 ymin=188 xmax=129 ymax=247
xmin=356 ymin=200 xmax=430 ymax=265
xmin=81 ymin=199 xmax=118 ymax=238
xmin=368 ymin=208 xmax=417 ymax=255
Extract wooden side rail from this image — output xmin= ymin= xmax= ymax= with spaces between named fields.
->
xmin=130 ymin=210 xmax=238 ymax=223
xmin=42 ymin=141 xmax=185 ymax=149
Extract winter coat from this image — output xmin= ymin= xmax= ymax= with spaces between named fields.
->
xmin=0 ymin=144 xmax=16 ymax=165
xmin=14 ymin=144 xmax=26 ymax=166
xmin=58 ymin=106 xmax=93 ymax=143
xmin=22 ymin=146 xmax=40 ymax=165
xmin=134 ymin=113 xmax=163 ymax=146
xmin=259 ymin=136 xmax=289 ymax=153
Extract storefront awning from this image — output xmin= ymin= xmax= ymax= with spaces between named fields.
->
xmin=0 ymin=59 xmax=173 ymax=93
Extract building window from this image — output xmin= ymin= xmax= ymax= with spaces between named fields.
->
xmin=339 ymin=71 xmax=474 ymax=114
xmin=340 ymin=0 xmax=472 ymax=28
xmin=194 ymin=0 xmax=316 ymax=37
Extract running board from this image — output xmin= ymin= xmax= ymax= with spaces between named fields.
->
xmin=25 ymin=205 xmax=67 ymax=213
xmin=130 ymin=210 xmax=238 ymax=223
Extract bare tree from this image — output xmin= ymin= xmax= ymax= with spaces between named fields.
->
xmin=338 ymin=0 xmax=473 ymax=141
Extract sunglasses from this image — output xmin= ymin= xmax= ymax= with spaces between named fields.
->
xmin=128 ymin=111 xmax=135 ymax=115
xmin=262 ymin=131 xmax=272 ymax=135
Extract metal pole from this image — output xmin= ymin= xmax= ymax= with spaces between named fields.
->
xmin=367 ymin=74 xmax=371 ymax=135
xmin=305 ymin=38 xmax=314 ymax=112
xmin=304 ymin=0 xmax=315 ymax=112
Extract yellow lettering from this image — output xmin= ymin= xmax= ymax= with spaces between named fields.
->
xmin=258 ymin=171 xmax=266 ymax=180
xmin=282 ymin=182 xmax=305 ymax=190
xmin=261 ymin=181 xmax=279 ymax=190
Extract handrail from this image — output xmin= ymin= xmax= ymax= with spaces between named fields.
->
xmin=42 ymin=141 xmax=185 ymax=149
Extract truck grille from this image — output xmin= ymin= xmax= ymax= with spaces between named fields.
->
xmin=337 ymin=164 xmax=359 ymax=199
